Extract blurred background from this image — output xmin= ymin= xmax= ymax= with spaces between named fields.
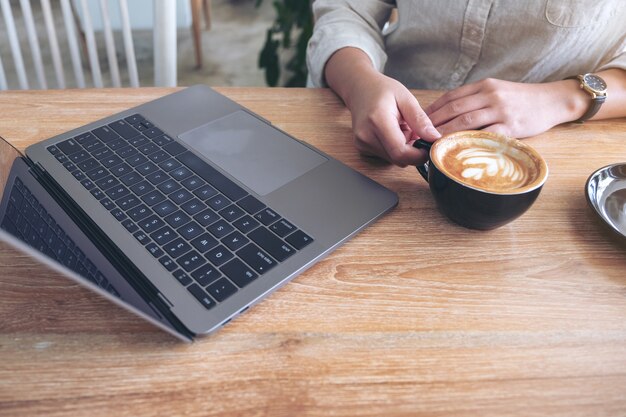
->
xmin=0 ymin=0 xmax=313 ymax=90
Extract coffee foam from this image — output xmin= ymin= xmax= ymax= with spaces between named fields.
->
xmin=432 ymin=136 xmax=543 ymax=193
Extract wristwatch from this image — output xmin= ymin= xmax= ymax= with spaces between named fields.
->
xmin=568 ymin=73 xmax=607 ymax=123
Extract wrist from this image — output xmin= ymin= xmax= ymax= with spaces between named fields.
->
xmin=325 ymin=48 xmax=380 ymax=107
xmin=554 ymin=79 xmax=591 ymax=124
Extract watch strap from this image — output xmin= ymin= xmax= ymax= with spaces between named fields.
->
xmin=566 ymin=75 xmax=606 ymax=123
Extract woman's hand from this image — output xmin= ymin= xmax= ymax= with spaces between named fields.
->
xmin=426 ymin=78 xmax=587 ymax=138
xmin=325 ymin=48 xmax=441 ymax=167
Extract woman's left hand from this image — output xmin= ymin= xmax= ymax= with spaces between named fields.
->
xmin=425 ymin=78 xmax=586 ymax=138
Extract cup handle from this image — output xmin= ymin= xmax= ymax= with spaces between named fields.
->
xmin=413 ymin=139 xmax=432 ymax=181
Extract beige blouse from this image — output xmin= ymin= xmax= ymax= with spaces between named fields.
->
xmin=306 ymin=0 xmax=626 ymax=90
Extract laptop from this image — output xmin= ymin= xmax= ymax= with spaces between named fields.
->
xmin=0 ymin=85 xmax=398 ymax=341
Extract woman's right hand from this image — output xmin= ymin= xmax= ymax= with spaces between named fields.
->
xmin=325 ymin=48 xmax=441 ymax=167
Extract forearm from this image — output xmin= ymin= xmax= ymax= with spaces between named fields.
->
xmin=324 ymin=47 xmax=380 ymax=108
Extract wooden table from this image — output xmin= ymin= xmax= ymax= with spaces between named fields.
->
xmin=1 ymin=87 xmax=625 ymax=417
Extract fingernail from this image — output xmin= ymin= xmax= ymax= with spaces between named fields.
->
xmin=427 ymin=126 xmax=441 ymax=138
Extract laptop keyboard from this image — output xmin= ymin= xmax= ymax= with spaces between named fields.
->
xmin=1 ymin=177 xmax=120 ymax=297
xmin=46 ymin=114 xmax=313 ymax=310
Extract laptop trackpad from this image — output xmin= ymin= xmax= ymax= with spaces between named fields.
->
xmin=178 ymin=111 xmax=327 ymax=196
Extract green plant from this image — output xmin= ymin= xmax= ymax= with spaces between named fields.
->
xmin=257 ymin=0 xmax=313 ymax=87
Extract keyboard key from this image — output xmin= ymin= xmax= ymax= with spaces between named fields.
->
xmin=187 ymin=283 xmax=216 ymax=309
xmin=205 ymin=244 xmax=234 ymax=266
xmin=133 ymin=230 xmax=150 ymax=245
xmin=158 ymin=179 xmax=180 ymax=194
xmin=237 ymin=195 xmax=266 ymax=215
xmin=170 ymin=189 xmax=193 ymax=205
xmin=151 ymin=226 xmax=177 ymax=245
xmin=109 ymin=120 xmax=139 ymax=139
xmin=76 ymin=158 xmax=100 ymax=173
xmin=124 ymin=114 xmax=144 ymax=125
xmin=141 ymin=190 xmax=166 ymax=206
xmin=101 ymin=155 xmax=123 ymax=168
xmin=47 ymin=145 xmax=60 ymax=155
xmin=220 ymin=258 xmax=258 ymax=288
xmin=153 ymin=134 xmax=174 ymax=147
xmin=237 ymin=243 xmax=276 ymax=274
xmin=190 ymin=232 xmax=218 ymax=253
xmin=96 ymin=175 xmax=120 ymax=190
xmin=219 ymin=204 xmax=245 ymax=222
xmin=126 ymin=154 xmax=148 ymax=167
xmin=107 ymin=137 xmax=127 ymax=151
xmin=170 ymin=166 xmax=193 ymax=181
xmin=138 ymin=142 xmax=158 ymax=155
xmin=153 ymin=200 xmax=177 ymax=217
xmin=146 ymin=170 xmax=168 ymax=185
xmin=173 ymin=269 xmax=192 ymax=286
xmin=116 ymin=194 xmax=141 ymax=211
xmin=146 ymin=242 xmax=164 ymax=258
xmin=207 ymin=278 xmax=237 ymax=302
xmin=106 ymin=185 xmax=130 ymax=200
xmin=100 ymin=197 xmax=115 ymax=210
xmin=143 ymin=127 xmax=163 ymax=138
xmin=181 ymin=198 xmax=205 ymax=215
xmin=75 ymin=132 xmax=96 ymax=143
xmin=181 ymin=175 xmax=203 ymax=191
xmin=193 ymin=184 xmax=218 ymax=200
xmin=54 ymin=154 xmax=68 ymax=163
xmin=178 ymin=221 xmax=203 ymax=240
xmin=177 ymin=250 xmax=205 ymax=272
xmin=248 ymin=227 xmax=295 ymax=262
xmin=127 ymin=204 xmax=152 ymax=222
xmin=141 ymin=121 xmax=154 ymax=129
xmin=83 ymin=139 xmax=105 ymax=153
xmin=164 ymin=238 xmax=192 ymax=259
xmin=90 ymin=188 xmax=105 ymax=200
xmin=285 ymin=230 xmax=313 ymax=250
xmin=117 ymin=145 xmax=138 ymax=159
xmin=194 ymin=208 xmax=219 ymax=227
xmin=72 ymin=171 xmax=86 ymax=181
xmin=255 ymin=208 xmax=280 ymax=226
xmin=120 ymin=171 xmax=142 ymax=186
xmin=136 ymin=161 xmax=159 ymax=176
xmin=159 ymin=255 xmax=177 ymax=271
xmin=165 ymin=211 xmax=191 ymax=228
xmin=130 ymin=180 xmax=154 ymax=196
xmin=86 ymin=166 xmax=108 ymax=181
xmin=191 ymin=264 xmax=221 ymax=286
xmin=69 ymin=150 xmax=90 ymax=163
xmin=80 ymin=178 xmax=95 ymax=190
xmin=222 ymin=231 xmax=249 ymax=251
xmin=92 ymin=147 xmax=114 ymax=161
xmin=93 ymin=125 xmax=120 ymax=142
xmin=177 ymin=151 xmax=247 ymax=201
xmin=270 ymin=219 xmax=296 ymax=237
xmin=129 ymin=136 xmax=148 ymax=148
xmin=138 ymin=215 xmax=165 ymax=233
xmin=148 ymin=150 xmax=169 ymax=163
xmin=233 ymin=215 xmax=260 ymax=234
xmin=110 ymin=162 xmax=132 ymax=177
xmin=121 ymin=218 xmax=139 ymax=233
xmin=207 ymin=219 xmax=233 ymax=239
xmin=158 ymin=158 xmax=181 ymax=172
xmin=57 ymin=138 xmax=81 ymax=155
xmin=207 ymin=194 xmax=230 ymax=211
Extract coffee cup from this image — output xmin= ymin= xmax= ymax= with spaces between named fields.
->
xmin=413 ymin=130 xmax=548 ymax=230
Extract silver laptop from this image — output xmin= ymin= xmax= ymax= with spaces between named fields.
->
xmin=0 ymin=85 xmax=397 ymax=341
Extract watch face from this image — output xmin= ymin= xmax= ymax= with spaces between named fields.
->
xmin=583 ymin=74 xmax=607 ymax=93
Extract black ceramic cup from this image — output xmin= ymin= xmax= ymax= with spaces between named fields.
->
xmin=413 ymin=130 xmax=549 ymax=230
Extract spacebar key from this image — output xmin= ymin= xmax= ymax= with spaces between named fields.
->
xmin=177 ymin=151 xmax=247 ymax=201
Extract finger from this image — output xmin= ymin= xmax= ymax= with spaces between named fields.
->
xmin=483 ymin=124 xmax=516 ymax=138
xmin=425 ymin=82 xmax=482 ymax=115
xmin=436 ymin=109 xmax=499 ymax=136
xmin=396 ymin=90 xmax=441 ymax=142
xmin=428 ymin=94 xmax=490 ymax=127
xmin=373 ymin=112 xmax=429 ymax=166
xmin=354 ymin=132 xmax=393 ymax=163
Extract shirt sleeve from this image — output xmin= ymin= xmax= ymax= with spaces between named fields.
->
xmin=306 ymin=0 xmax=396 ymax=87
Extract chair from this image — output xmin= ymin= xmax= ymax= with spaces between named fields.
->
xmin=0 ymin=0 xmax=177 ymax=90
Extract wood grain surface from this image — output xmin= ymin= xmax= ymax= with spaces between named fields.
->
xmin=0 ymin=87 xmax=625 ymax=417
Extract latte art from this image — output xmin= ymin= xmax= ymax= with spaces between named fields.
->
xmin=456 ymin=148 xmax=529 ymax=187
xmin=432 ymin=136 xmax=542 ymax=193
